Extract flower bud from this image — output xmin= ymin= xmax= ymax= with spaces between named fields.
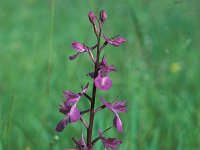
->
xmin=72 ymin=41 xmax=87 ymax=52
xmin=88 ymin=11 xmax=96 ymax=25
xmin=103 ymin=34 xmax=126 ymax=47
xmin=100 ymin=10 xmax=107 ymax=23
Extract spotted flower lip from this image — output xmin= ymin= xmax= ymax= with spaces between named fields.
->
xmin=98 ymin=129 xmax=123 ymax=150
xmin=55 ymin=83 xmax=89 ymax=132
xmin=100 ymin=97 xmax=127 ymax=132
xmin=103 ymin=34 xmax=126 ymax=47
xmin=69 ymin=41 xmax=90 ymax=60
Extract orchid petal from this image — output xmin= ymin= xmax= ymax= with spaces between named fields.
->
xmin=59 ymin=103 xmax=71 ymax=115
xmin=98 ymin=129 xmax=123 ymax=150
xmin=69 ymin=53 xmax=80 ymax=60
xmin=100 ymin=97 xmax=113 ymax=112
xmin=87 ymin=72 xmax=95 ymax=78
xmin=101 ymin=56 xmax=107 ymax=65
xmin=95 ymin=76 xmax=112 ymax=91
xmin=72 ymin=41 xmax=87 ymax=52
xmin=63 ymin=91 xmax=80 ymax=103
xmin=113 ymin=101 xmax=127 ymax=113
xmin=81 ymin=82 xmax=89 ymax=94
xmin=103 ymin=34 xmax=126 ymax=47
xmin=98 ymin=129 xmax=105 ymax=139
xmin=77 ymin=134 xmax=87 ymax=149
xmin=113 ymin=115 xmax=123 ymax=132
xmin=68 ymin=105 xmax=80 ymax=123
xmin=55 ymin=117 xmax=69 ymax=132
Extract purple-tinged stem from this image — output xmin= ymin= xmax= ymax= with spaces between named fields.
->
xmin=99 ymin=41 xmax=108 ymax=52
xmin=83 ymin=93 xmax=92 ymax=102
xmin=80 ymin=109 xmax=90 ymax=115
xmin=94 ymin=105 xmax=106 ymax=113
xmin=80 ymin=116 xmax=89 ymax=128
xmin=91 ymin=126 xmax=113 ymax=145
xmin=90 ymin=44 xmax=98 ymax=50
xmin=72 ymin=137 xmax=78 ymax=145
xmin=87 ymin=50 xmax=95 ymax=63
xmin=87 ymin=28 xmax=102 ymax=148
xmin=99 ymin=35 xmax=120 ymax=52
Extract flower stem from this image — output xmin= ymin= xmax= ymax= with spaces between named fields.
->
xmin=80 ymin=116 xmax=89 ymax=128
xmin=80 ymin=109 xmax=91 ymax=115
xmin=94 ymin=104 xmax=106 ymax=113
xmin=87 ymin=29 xmax=102 ymax=148
xmin=83 ymin=93 xmax=92 ymax=102
xmin=91 ymin=126 xmax=113 ymax=145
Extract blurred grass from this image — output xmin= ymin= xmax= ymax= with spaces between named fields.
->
xmin=0 ymin=0 xmax=200 ymax=149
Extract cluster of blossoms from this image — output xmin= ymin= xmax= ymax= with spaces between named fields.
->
xmin=55 ymin=10 xmax=127 ymax=150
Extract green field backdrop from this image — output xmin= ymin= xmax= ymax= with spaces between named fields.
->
xmin=0 ymin=0 xmax=200 ymax=149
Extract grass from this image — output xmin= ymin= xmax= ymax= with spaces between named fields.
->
xmin=0 ymin=0 xmax=200 ymax=149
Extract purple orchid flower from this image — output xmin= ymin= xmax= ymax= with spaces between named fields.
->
xmin=100 ymin=97 xmax=127 ymax=132
xmin=69 ymin=41 xmax=90 ymax=60
xmin=75 ymin=134 xmax=88 ymax=150
xmin=94 ymin=56 xmax=117 ymax=90
xmin=56 ymin=10 xmax=128 ymax=149
xmin=55 ymin=83 xmax=89 ymax=132
xmin=66 ymin=134 xmax=88 ymax=150
xmin=103 ymin=34 xmax=126 ymax=47
xmin=98 ymin=129 xmax=123 ymax=150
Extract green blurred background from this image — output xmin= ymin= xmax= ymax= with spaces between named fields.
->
xmin=0 ymin=0 xmax=200 ymax=149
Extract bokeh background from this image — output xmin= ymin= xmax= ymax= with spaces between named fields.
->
xmin=0 ymin=0 xmax=200 ymax=149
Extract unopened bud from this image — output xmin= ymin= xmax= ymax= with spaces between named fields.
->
xmin=88 ymin=11 xmax=96 ymax=24
xmin=100 ymin=10 xmax=107 ymax=23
